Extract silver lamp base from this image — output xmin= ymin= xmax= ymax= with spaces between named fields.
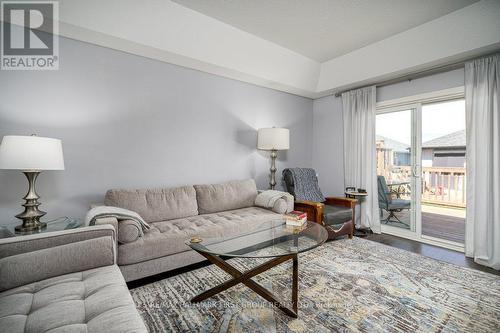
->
xmin=269 ymin=149 xmax=278 ymax=190
xmin=15 ymin=171 xmax=47 ymax=233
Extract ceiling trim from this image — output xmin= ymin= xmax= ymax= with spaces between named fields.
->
xmin=57 ymin=0 xmax=320 ymax=97
xmin=317 ymin=0 xmax=500 ymax=95
xmin=58 ymin=21 xmax=319 ymax=99
xmin=19 ymin=0 xmax=500 ymax=99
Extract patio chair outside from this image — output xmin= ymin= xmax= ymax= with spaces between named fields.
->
xmin=377 ymin=175 xmax=411 ymax=225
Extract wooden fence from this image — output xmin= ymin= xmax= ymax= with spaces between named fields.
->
xmin=383 ymin=166 xmax=466 ymax=208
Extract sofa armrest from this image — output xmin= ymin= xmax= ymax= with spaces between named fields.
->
xmin=324 ymin=196 xmax=358 ymax=208
xmin=294 ymin=200 xmax=324 ymax=224
xmin=0 ymin=225 xmax=116 ymax=291
xmin=94 ymin=216 xmax=119 ymax=236
xmin=255 ymin=190 xmax=295 ymax=214
xmin=89 ymin=203 xmax=119 ymax=236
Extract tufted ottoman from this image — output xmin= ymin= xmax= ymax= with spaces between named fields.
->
xmin=0 ymin=226 xmax=147 ymax=333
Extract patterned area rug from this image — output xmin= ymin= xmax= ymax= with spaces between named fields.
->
xmin=131 ymin=237 xmax=500 ymax=332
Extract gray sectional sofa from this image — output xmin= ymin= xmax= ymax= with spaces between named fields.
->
xmin=0 ymin=225 xmax=147 ymax=333
xmin=0 ymin=179 xmax=291 ymax=332
xmin=94 ymin=179 xmax=293 ymax=282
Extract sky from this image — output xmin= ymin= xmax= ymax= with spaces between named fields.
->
xmin=376 ymin=99 xmax=465 ymax=146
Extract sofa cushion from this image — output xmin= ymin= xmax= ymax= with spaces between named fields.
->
xmin=105 ymin=186 xmax=198 ymax=223
xmin=194 ymin=179 xmax=258 ymax=214
xmin=117 ymin=220 xmax=142 ymax=244
xmin=272 ymin=198 xmax=288 ymax=214
xmin=0 ymin=265 xmax=147 ymax=333
xmin=117 ymin=207 xmax=281 ymax=265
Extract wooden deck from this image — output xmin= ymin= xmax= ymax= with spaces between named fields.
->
xmin=382 ymin=208 xmax=465 ymax=244
xmin=422 ymin=212 xmax=465 ymax=244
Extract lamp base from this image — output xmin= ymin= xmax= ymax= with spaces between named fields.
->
xmin=14 ymin=171 xmax=47 ymax=233
xmin=15 ymin=220 xmax=47 ymax=233
xmin=269 ymin=149 xmax=277 ymax=190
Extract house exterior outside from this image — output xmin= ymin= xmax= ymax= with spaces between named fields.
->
xmin=421 ymin=130 xmax=466 ymax=168
xmin=376 ymin=131 xmax=466 ymax=207
xmin=376 ymin=135 xmax=410 ymax=167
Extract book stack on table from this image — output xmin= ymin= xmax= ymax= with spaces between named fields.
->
xmin=284 ymin=210 xmax=307 ymax=227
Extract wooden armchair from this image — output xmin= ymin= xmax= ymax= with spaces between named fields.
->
xmin=294 ymin=198 xmax=357 ymax=239
xmin=283 ymin=168 xmax=357 ymax=239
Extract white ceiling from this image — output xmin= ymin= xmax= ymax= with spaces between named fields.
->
xmin=56 ymin=0 xmax=499 ymax=97
xmin=172 ymin=0 xmax=478 ymax=62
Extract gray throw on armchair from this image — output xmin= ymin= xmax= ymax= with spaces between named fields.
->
xmin=282 ymin=168 xmax=356 ymax=239
xmin=282 ymin=168 xmax=325 ymax=202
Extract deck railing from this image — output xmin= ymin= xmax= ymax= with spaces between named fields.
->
xmin=382 ymin=166 xmax=466 ymax=208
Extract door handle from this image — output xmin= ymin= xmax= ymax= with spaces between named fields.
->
xmin=412 ymin=164 xmax=420 ymax=178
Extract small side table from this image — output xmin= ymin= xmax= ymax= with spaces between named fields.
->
xmin=0 ymin=217 xmax=82 ymax=239
xmin=344 ymin=191 xmax=371 ymax=237
xmin=345 ymin=191 xmax=368 ymax=199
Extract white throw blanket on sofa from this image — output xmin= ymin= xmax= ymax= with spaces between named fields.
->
xmin=84 ymin=206 xmax=151 ymax=234
xmin=254 ymin=190 xmax=294 ymax=213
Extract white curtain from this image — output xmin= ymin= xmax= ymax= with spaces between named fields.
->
xmin=342 ymin=86 xmax=381 ymax=233
xmin=465 ymin=54 xmax=500 ymax=269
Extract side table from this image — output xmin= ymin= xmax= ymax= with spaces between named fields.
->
xmin=0 ymin=217 xmax=82 ymax=239
xmin=344 ymin=191 xmax=372 ymax=237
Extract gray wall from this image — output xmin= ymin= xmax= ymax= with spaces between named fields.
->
xmin=312 ymin=68 xmax=465 ymax=195
xmin=312 ymin=95 xmax=345 ymax=196
xmin=376 ymin=68 xmax=465 ymax=102
xmin=0 ymin=37 xmax=313 ymax=222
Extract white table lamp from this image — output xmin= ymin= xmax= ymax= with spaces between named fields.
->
xmin=0 ymin=135 xmax=64 ymax=232
xmin=257 ymin=128 xmax=289 ymax=189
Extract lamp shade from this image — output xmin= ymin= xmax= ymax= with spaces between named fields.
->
xmin=0 ymin=135 xmax=65 ymax=171
xmin=257 ymin=128 xmax=289 ymax=150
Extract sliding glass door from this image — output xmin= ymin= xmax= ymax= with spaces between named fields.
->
xmin=376 ymin=107 xmax=418 ymax=234
xmin=375 ymin=93 xmax=466 ymax=251
xmin=420 ymin=100 xmax=466 ymax=245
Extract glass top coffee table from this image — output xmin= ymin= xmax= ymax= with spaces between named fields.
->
xmin=186 ymin=220 xmax=328 ymax=318
xmin=0 ymin=217 xmax=81 ymax=238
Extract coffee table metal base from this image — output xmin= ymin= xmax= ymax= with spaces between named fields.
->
xmin=191 ymin=251 xmax=298 ymax=318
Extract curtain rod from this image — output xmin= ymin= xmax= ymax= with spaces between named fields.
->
xmin=333 ymin=62 xmax=464 ymax=98
xmin=332 ymin=51 xmax=500 ymax=98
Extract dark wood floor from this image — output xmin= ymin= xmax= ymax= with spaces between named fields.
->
xmin=422 ymin=212 xmax=465 ymax=243
xmin=365 ymin=233 xmax=499 ymax=276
